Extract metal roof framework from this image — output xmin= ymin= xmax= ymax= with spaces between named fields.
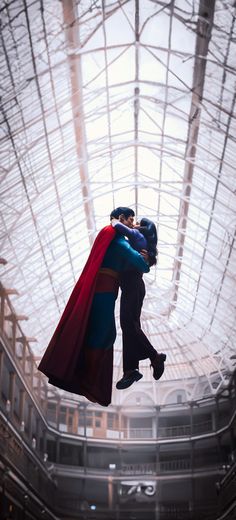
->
xmin=0 ymin=0 xmax=236 ymax=402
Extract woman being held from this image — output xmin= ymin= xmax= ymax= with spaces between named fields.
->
xmin=111 ymin=210 xmax=166 ymax=390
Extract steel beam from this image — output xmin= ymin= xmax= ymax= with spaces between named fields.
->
xmin=62 ymin=0 xmax=96 ymax=244
xmin=170 ymin=0 xmax=216 ymax=312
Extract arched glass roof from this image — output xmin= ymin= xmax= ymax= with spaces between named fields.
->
xmin=1 ymin=0 xmax=236 ymax=403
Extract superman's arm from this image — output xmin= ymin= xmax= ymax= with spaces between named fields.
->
xmin=118 ymin=239 xmax=150 ymax=273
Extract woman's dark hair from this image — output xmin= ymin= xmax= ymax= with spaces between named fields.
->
xmin=139 ymin=217 xmax=158 ymax=266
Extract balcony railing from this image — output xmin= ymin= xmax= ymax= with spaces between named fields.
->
xmin=158 ymin=420 xmax=212 ymax=438
xmin=121 ymin=462 xmax=156 ymax=474
xmin=122 ymin=427 xmax=153 ymax=439
xmin=158 ymin=424 xmax=191 ymax=437
xmin=48 ymin=419 xmax=225 ymax=440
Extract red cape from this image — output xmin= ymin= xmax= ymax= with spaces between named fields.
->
xmin=38 ymin=225 xmax=116 ymax=405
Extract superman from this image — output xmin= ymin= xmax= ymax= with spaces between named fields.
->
xmin=38 ymin=217 xmax=150 ymax=406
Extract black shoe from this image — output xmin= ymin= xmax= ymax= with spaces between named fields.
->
xmin=150 ymin=353 xmax=166 ymax=380
xmin=116 ymin=370 xmax=143 ymax=390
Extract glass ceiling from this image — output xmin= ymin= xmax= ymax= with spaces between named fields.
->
xmin=0 ymin=0 xmax=236 ymax=403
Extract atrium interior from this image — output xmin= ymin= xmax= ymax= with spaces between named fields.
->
xmin=0 ymin=0 xmax=236 ymax=519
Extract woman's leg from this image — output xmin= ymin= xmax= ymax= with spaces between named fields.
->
xmin=120 ymin=271 xmax=157 ymax=372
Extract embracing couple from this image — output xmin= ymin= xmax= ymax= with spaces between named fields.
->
xmin=38 ymin=206 xmax=166 ymax=406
